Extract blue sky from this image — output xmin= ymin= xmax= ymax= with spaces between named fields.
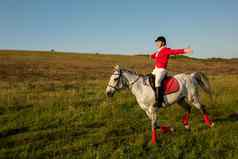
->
xmin=0 ymin=0 xmax=237 ymax=58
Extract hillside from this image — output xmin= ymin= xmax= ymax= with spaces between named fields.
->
xmin=0 ymin=50 xmax=238 ymax=159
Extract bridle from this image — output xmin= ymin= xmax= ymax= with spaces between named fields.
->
xmin=107 ymin=69 xmax=140 ymax=91
xmin=107 ymin=70 xmax=122 ymax=91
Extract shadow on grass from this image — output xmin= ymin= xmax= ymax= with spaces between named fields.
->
xmin=0 ymin=104 xmax=33 ymax=114
xmin=214 ymin=112 xmax=238 ymax=123
xmin=0 ymin=127 xmax=28 ymax=138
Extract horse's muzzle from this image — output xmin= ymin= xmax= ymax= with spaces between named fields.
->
xmin=106 ymin=91 xmax=114 ymax=97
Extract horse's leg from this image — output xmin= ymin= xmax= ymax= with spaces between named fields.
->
xmin=145 ymin=106 xmax=158 ymax=144
xmin=177 ymin=99 xmax=192 ymax=129
xmin=150 ymin=106 xmax=158 ymax=144
xmin=145 ymin=106 xmax=173 ymax=142
xmin=191 ymin=97 xmax=214 ymax=128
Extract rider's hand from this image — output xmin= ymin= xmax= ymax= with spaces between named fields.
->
xmin=184 ymin=48 xmax=192 ymax=53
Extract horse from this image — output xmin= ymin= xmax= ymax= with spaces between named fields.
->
xmin=105 ymin=65 xmax=214 ymax=144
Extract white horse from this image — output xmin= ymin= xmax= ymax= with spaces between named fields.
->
xmin=106 ymin=65 xmax=214 ymax=144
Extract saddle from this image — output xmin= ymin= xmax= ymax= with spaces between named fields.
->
xmin=148 ymin=73 xmax=180 ymax=95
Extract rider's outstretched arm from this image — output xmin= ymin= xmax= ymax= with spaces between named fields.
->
xmin=168 ymin=48 xmax=192 ymax=55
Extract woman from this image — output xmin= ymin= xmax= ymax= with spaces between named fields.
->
xmin=150 ymin=36 xmax=192 ymax=108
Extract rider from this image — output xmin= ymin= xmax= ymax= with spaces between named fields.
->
xmin=150 ymin=36 xmax=192 ymax=108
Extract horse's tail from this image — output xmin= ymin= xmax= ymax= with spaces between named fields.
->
xmin=191 ymin=72 xmax=212 ymax=99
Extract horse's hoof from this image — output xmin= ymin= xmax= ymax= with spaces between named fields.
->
xmin=170 ymin=127 xmax=175 ymax=132
xmin=184 ymin=125 xmax=190 ymax=130
xmin=210 ymin=122 xmax=215 ymax=128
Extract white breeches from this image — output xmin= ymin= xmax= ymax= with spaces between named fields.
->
xmin=152 ymin=68 xmax=167 ymax=87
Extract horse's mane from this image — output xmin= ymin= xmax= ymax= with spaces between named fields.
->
xmin=121 ymin=68 xmax=145 ymax=77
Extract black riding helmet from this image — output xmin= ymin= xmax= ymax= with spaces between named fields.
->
xmin=155 ymin=36 xmax=167 ymax=46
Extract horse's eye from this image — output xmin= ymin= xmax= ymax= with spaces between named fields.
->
xmin=114 ymin=78 xmax=119 ymax=81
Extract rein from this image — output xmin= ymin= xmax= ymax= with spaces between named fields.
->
xmin=128 ymin=76 xmax=140 ymax=87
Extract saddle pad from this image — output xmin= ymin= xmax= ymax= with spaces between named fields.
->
xmin=162 ymin=77 xmax=180 ymax=95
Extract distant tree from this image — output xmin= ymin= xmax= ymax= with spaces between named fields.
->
xmin=170 ymin=55 xmax=190 ymax=59
xmin=51 ymin=49 xmax=55 ymax=53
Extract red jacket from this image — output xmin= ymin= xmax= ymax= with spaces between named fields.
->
xmin=151 ymin=47 xmax=186 ymax=68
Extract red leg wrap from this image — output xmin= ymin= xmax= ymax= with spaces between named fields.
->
xmin=160 ymin=126 xmax=172 ymax=134
xmin=152 ymin=128 xmax=157 ymax=144
xmin=203 ymin=114 xmax=213 ymax=127
xmin=182 ymin=112 xmax=190 ymax=126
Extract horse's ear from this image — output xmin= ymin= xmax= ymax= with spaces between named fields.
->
xmin=113 ymin=64 xmax=120 ymax=70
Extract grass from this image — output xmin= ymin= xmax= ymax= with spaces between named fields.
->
xmin=0 ymin=50 xmax=238 ymax=159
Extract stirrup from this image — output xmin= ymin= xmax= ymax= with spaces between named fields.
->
xmin=155 ymin=100 xmax=163 ymax=108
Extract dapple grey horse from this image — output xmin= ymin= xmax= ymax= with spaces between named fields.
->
xmin=106 ymin=65 xmax=214 ymax=144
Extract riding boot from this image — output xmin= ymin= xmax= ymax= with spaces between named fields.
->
xmin=155 ymin=87 xmax=163 ymax=108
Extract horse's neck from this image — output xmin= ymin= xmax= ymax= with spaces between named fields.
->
xmin=122 ymin=71 xmax=138 ymax=84
xmin=122 ymin=71 xmax=142 ymax=95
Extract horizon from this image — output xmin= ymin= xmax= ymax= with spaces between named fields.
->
xmin=1 ymin=49 xmax=238 ymax=59
xmin=0 ymin=0 xmax=237 ymax=58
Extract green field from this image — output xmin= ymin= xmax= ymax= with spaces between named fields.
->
xmin=0 ymin=50 xmax=238 ymax=159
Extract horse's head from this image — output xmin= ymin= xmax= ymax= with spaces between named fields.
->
xmin=106 ymin=65 xmax=125 ymax=97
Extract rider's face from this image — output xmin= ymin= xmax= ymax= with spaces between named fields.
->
xmin=155 ymin=41 xmax=163 ymax=49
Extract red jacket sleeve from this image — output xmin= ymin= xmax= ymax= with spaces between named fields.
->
xmin=167 ymin=48 xmax=185 ymax=55
xmin=150 ymin=52 xmax=157 ymax=59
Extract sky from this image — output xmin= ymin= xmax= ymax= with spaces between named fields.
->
xmin=0 ymin=0 xmax=237 ymax=58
